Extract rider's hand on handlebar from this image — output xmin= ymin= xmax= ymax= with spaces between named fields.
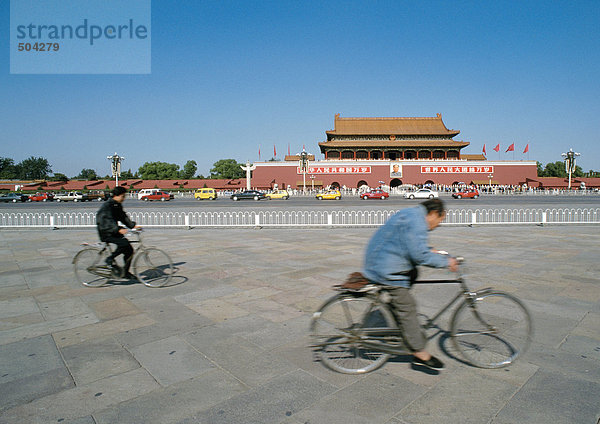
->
xmin=448 ymin=257 xmax=459 ymax=273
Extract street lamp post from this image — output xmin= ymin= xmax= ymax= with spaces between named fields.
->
xmin=561 ymin=148 xmax=580 ymax=190
xmin=297 ymin=149 xmax=311 ymax=193
xmin=488 ymin=173 xmax=493 ymax=191
xmin=309 ymin=174 xmax=315 ymax=191
xmin=107 ymin=152 xmax=124 ymax=187
xmin=240 ymin=160 xmax=256 ymax=191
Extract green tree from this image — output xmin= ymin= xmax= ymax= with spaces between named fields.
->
xmin=138 ymin=161 xmax=181 ymax=179
xmin=50 ymin=173 xmax=69 ymax=182
xmin=76 ymin=168 xmax=98 ymax=180
xmin=120 ymin=168 xmax=136 ymax=179
xmin=539 ymin=161 xmax=584 ymax=178
xmin=16 ymin=156 xmax=52 ymax=179
xmin=0 ymin=157 xmax=17 ymax=179
xmin=536 ymin=161 xmax=544 ymax=177
xmin=180 ymin=160 xmax=197 ymax=179
xmin=210 ymin=159 xmax=244 ymax=179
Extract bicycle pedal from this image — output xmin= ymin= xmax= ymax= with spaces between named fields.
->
xmin=110 ymin=267 xmax=123 ymax=277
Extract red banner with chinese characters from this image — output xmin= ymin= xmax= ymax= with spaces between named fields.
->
xmin=297 ymin=166 xmax=372 ymax=174
xmin=421 ymin=166 xmax=494 ymax=173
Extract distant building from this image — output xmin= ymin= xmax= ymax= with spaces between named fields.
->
xmin=252 ymin=114 xmax=539 ymax=189
xmin=319 ymin=113 xmax=469 ymax=160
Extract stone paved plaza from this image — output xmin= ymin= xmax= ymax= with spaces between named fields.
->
xmin=0 ymin=225 xmax=599 ymax=424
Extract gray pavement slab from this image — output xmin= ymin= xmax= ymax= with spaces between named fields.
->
xmin=397 ymin=367 xmax=518 ymax=424
xmin=93 ymin=369 xmax=247 ymax=424
xmin=177 ymin=369 xmax=337 ymax=424
xmin=0 ymin=335 xmax=74 ymax=411
xmin=0 ymin=225 xmax=599 ymax=423
xmin=492 ymin=369 xmax=600 ymax=424
xmin=0 ymin=367 xmax=74 ymax=414
xmin=0 ymin=313 xmax=99 ymax=346
xmin=129 ymin=335 xmax=214 ymax=386
xmin=60 ymin=336 xmax=140 ymax=385
xmin=294 ymin=372 xmax=425 ymax=424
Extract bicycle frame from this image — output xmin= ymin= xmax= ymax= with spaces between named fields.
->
xmin=311 ymin=258 xmax=533 ymax=372
xmin=325 ymin=276 xmax=497 ymax=357
xmin=79 ymin=230 xmax=143 ymax=278
xmin=412 ymin=278 xmax=494 ymax=330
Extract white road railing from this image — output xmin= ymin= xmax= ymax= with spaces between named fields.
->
xmin=1 ymin=208 xmax=599 ymax=228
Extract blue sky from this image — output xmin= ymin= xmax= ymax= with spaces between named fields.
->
xmin=2 ymin=0 xmax=599 ymax=177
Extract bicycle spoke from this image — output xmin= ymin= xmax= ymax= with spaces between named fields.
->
xmin=311 ymin=294 xmax=399 ymax=374
xmin=73 ymin=247 xmax=109 ymax=287
xmin=133 ymin=247 xmax=174 ymax=287
xmin=451 ymin=292 xmax=532 ymax=368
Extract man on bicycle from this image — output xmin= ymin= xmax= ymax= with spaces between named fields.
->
xmin=363 ymin=198 xmax=458 ymax=370
xmin=96 ymin=186 xmax=140 ymax=278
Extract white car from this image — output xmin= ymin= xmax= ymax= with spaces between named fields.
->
xmin=137 ymin=189 xmax=160 ymax=200
xmin=403 ymin=188 xmax=439 ymax=200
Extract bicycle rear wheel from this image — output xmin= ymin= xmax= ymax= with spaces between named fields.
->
xmin=133 ymin=247 xmax=174 ymax=287
xmin=451 ymin=291 xmax=532 ymax=368
xmin=310 ymin=293 xmax=399 ymax=374
xmin=73 ymin=247 xmax=111 ymax=287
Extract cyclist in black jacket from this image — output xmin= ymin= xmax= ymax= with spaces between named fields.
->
xmin=96 ymin=186 xmax=140 ymax=278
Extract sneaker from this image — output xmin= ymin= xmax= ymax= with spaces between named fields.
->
xmin=412 ymin=355 xmax=445 ymax=370
xmin=124 ymin=272 xmax=137 ymax=280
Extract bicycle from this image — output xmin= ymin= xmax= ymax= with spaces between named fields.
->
xmin=72 ymin=228 xmax=174 ymax=288
xmin=310 ymin=257 xmax=532 ymax=374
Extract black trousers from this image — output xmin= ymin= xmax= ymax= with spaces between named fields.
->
xmin=105 ymin=236 xmax=134 ymax=271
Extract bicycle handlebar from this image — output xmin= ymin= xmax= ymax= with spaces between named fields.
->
xmin=435 ymin=250 xmax=464 ymax=265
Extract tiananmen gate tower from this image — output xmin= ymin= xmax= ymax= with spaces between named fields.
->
xmin=252 ymin=113 xmax=538 ymax=189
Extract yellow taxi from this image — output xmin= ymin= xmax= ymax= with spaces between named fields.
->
xmin=265 ymin=190 xmax=290 ymax=200
xmin=316 ymin=190 xmax=342 ymax=200
xmin=194 ymin=188 xmax=217 ymax=200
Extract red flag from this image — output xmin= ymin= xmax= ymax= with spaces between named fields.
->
xmin=258 ymin=146 xmax=261 ymax=160
xmin=523 ymin=144 xmax=529 ymax=153
xmin=288 ymin=143 xmax=290 ymax=156
xmin=274 ymin=145 xmax=276 ymax=157
xmin=493 ymin=144 xmax=500 ymax=152
xmin=505 ymin=143 xmax=514 ymax=152
xmin=482 ymin=144 xmax=486 ymax=155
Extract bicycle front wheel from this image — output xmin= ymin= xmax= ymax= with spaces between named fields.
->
xmin=451 ymin=291 xmax=532 ymax=368
xmin=73 ymin=247 xmax=110 ymax=287
xmin=133 ymin=247 xmax=174 ymax=287
xmin=310 ymin=294 xmax=398 ymax=374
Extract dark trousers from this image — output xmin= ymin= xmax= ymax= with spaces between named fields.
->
xmin=105 ymin=236 xmax=134 ymax=272
xmin=388 ymin=286 xmax=427 ymax=352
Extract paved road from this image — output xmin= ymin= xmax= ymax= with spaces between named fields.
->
xmin=0 ymin=225 xmax=598 ymax=423
xmin=2 ymin=194 xmax=599 ymax=213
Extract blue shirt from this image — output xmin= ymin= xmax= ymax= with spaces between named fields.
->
xmin=363 ymin=205 xmax=449 ymax=288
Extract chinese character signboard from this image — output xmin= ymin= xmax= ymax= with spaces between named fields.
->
xmin=297 ymin=166 xmax=371 ymax=174
xmin=421 ymin=166 xmax=494 ymax=174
